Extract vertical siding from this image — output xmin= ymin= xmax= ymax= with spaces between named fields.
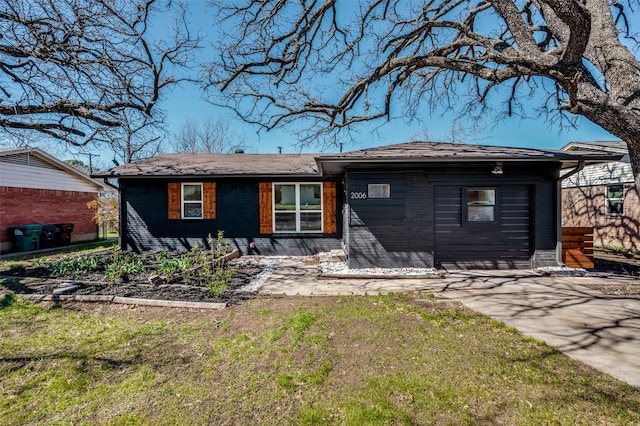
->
xmin=322 ymin=182 xmax=337 ymax=234
xmin=203 ymin=182 xmax=217 ymax=219
xmin=167 ymin=183 xmax=181 ymax=219
xmin=259 ymin=182 xmax=273 ymax=234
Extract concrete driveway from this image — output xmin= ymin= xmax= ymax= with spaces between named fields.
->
xmin=259 ymin=259 xmax=640 ymax=388
xmin=437 ymin=270 xmax=640 ymax=389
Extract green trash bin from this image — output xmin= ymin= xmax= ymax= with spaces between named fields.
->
xmin=11 ymin=224 xmax=43 ymax=252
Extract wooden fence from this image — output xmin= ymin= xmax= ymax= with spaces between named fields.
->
xmin=562 ymin=227 xmax=594 ymax=269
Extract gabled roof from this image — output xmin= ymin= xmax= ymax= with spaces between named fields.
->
xmin=316 ymin=141 xmax=622 ymax=175
xmin=0 ymin=147 xmax=104 ymax=191
xmin=93 ymin=153 xmax=320 ymax=178
xmin=561 ymin=141 xmax=628 ymax=155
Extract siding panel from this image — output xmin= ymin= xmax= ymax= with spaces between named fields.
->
xmin=259 ymin=182 xmax=273 ymax=234
xmin=435 ymin=185 xmax=531 ymax=269
xmin=322 ymin=182 xmax=337 ymax=234
xmin=0 ymin=161 xmax=100 ymax=192
xmin=203 ymin=182 xmax=217 ymax=219
xmin=167 ymin=183 xmax=181 ymax=219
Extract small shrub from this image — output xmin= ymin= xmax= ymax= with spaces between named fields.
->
xmin=183 ymin=231 xmax=235 ymax=295
xmin=155 ymin=255 xmax=192 ymax=276
xmin=0 ymin=293 xmax=17 ymax=308
xmin=44 ymin=255 xmax=106 ymax=276
xmin=104 ymin=248 xmax=145 ymax=283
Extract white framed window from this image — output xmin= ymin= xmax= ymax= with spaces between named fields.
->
xmin=368 ymin=183 xmax=391 ymax=199
xmin=465 ymin=188 xmax=497 ymax=223
xmin=605 ymin=184 xmax=624 ymax=216
xmin=182 ymin=183 xmax=203 ymax=219
xmin=273 ymin=183 xmax=322 ymax=232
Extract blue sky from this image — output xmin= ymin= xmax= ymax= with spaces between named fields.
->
xmin=155 ymin=0 xmax=616 ymax=157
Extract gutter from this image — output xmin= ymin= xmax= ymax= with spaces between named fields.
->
xmin=102 ymin=178 xmax=120 ymax=192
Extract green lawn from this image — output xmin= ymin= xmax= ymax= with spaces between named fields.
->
xmin=0 ymin=294 xmax=638 ymax=425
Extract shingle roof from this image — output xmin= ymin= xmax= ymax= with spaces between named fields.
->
xmin=318 ymin=141 xmax=588 ymax=159
xmin=93 ymin=153 xmax=320 ymax=178
xmin=315 ymin=141 xmax=621 ymax=175
xmin=93 ymin=142 xmax=622 ymax=178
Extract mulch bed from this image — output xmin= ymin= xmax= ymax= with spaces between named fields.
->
xmin=0 ymin=254 xmax=268 ymax=305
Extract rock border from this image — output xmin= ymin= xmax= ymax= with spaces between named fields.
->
xmin=4 ymin=293 xmax=227 ymax=310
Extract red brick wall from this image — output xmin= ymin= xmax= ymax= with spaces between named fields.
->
xmin=0 ymin=186 xmax=98 ymax=244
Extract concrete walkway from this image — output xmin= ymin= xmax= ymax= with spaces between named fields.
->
xmin=259 ymin=259 xmax=640 ymax=388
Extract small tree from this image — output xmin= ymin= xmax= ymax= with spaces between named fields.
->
xmin=87 ymin=193 xmax=119 ymax=237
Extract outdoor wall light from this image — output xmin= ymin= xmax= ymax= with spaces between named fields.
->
xmin=491 ymin=162 xmax=503 ymax=175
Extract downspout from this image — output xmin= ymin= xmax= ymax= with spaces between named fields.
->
xmin=555 ymin=161 xmax=585 ymax=265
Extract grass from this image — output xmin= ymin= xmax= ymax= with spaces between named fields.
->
xmin=0 ymin=294 xmax=639 ymax=425
xmin=0 ymin=240 xmax=117 ymax=272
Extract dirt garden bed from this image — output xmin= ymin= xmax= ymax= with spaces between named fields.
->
xmin=0 ymin=249 xmax=279 ymax=305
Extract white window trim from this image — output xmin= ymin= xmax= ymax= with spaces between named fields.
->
xmin=605 ymin=184 xmax=625 ymax=216
xmin=182 ymin=183 xmax=203 ymax=219
xmin=272 ymin=182 xmax=323 ymax=233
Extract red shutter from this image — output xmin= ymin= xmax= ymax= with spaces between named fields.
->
xmin=259 ymin=182 xmax=273 ymax=234
xmin=323 ymin=182 xmax=337 ymax=234
xmin=203 ymin=182 xmax=216 ymax=219
xmin=168 ymin=183 xmax=181 ymax=219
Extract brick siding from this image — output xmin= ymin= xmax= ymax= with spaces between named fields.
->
xmin=562 ymin=185 xmax=640 ymax=251
xmin=0 ymin=186 xmax=98 ymax=244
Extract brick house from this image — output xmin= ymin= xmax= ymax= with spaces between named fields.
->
xmin=561 ymin=141 xmax=639 ymax=252
xmin=0 ymin=147 xmax=104 ymax=253
xmin=95 ymin=141 xmax=618 ymax=269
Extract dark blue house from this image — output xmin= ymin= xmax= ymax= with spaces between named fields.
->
xmin=95 ymin=142 xmax=618 ymax=270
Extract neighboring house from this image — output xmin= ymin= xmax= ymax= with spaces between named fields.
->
xmin=0 ymin=147 xmax=104 ymax=253
xmin=94 ymin=141 xmax=618 ymax=270
xmin=561 ymin=141 xmax=639 ymax=252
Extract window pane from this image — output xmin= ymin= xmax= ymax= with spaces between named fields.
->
xmin=468 ymin=189 xmax=495 ymax=205
xmin=183 ymin=203 xmax=202 ymax=218
xmin=607 ymin=200 xmax=624 ymax=215
xmin=468 ymin=206 xmax=494 ymax=222
xmin=300 ymin=184 xmax=321 ymax=210
xmin=275 ymin=212 xmax=296 ymax=231
xmin=368 ymin=184 xmax=390 ymax=198
xmin=183 ymin=184 xmax=202 ymax=201
xmin=607 ymin=185 xmax=624 ymax=199
xmin=300 ymin=212 xmax=322 ymax=231
xmin=275 ymin=184 xmax=296 ymax=210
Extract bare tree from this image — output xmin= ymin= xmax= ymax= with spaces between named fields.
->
xmin=97 ymin=109 xmax=166 ymax=164
xmin=0 ymin=0 xmax=200 ymax=148
xmin=209 ymin=0 xmax=640 ymax=188
xmin=172 ymin=116 xmax=246 ymax=154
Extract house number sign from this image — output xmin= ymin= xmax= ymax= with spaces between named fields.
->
xmin=350 ymin=192 xmax=367 ymax=200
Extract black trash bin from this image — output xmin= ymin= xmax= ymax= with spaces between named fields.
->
xmin=40 ymin=224 xmax=58 ymax=249
xmin=9 ymin=224 xmax=43 ymax=252
xmin=53 ymin=223 xmax=74 ymax=246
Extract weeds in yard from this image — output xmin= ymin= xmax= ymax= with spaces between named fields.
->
xmin=1 ymin=296 xmax=640 ymax=425
xmin=183 ymin=231 xmax=235 ymax=295
xmin=35 ymin=254 xmax=106 ymax=276
xmin=154 ymin=253 xmax=192 ymax=276
xmin=104 ymin=248 xmax=144 ymax=283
